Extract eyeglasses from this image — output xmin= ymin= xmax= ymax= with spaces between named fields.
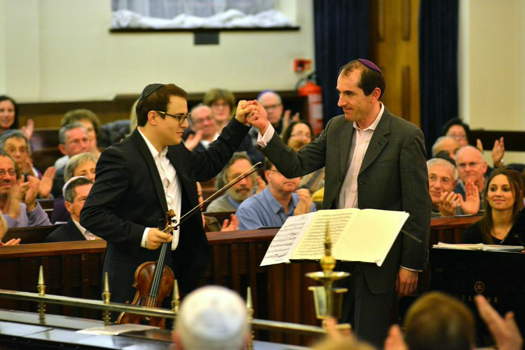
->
xmin=457 ymin=162 xmax=480 ymax=169
xmin=262 ymin=103 xmax=282 ymax=111
xmin=0 ymin=169 xmax=16 ymax=176
xmin=429 ymin=174 xmax=453 ymax=184
xmin=155 ymin=111 xmax=190 ymax=123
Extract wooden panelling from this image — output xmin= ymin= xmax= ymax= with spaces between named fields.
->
xmin=369 ymin=0 xmax=421 ymax=126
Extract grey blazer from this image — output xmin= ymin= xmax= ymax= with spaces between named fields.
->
xmin=262 ymin=109 xmax=431 ymax=293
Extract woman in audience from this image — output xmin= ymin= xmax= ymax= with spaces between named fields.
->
xmin=0 ymin=95 xmax=34 ymax=139
xmin=202 ymin=88 xmax=263 ymax=164
xmin=282 ymin=120 xmax=325 ymax=197
xmin=462 ymin=168 xmax=525 ymax=245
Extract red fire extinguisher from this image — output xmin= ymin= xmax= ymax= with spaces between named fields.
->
xmin=297 ymin=74 xmax=323 ymax=135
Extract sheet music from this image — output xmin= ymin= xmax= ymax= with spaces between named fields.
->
xmin=260 ymin=212 xmax=315 ymax=266
xmin=333 ymin=209 xmax=408 ymax=266
xmin=292 ymin=209 xmax=358 ymax=260
xmin=434 ymin=242 xmax=524 ymax=252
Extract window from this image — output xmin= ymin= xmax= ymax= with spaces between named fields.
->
xmin=111 ymin=0 xmax=294 ymax=30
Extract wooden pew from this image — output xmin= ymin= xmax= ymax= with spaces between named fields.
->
xmin=0 ymin=217 xmax=480 ymax=346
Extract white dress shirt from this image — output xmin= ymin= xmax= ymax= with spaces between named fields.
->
xmin=138 ymin=129 xmax=182 ymax=250
xmin=72 ymin=219 xmax=99 ymax=240
xmin=338 ymin=104 xmax=384 ymax=209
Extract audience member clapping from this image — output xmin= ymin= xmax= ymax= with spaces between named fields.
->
xmin=236 ymin=159 xmax=315 ymax=230
xmin=0 ymin=215 xmax=20 ymax=246
xmin=0 ymin=152 xmax=51 ymax=228
xmin=0 ymin=130 xmax=56 ymax=198
xmin=462 ymin=168 xmax=525 ymax=245
xmin=184 ymin=104 xmax=218 ymax=152
xmin=384 ymin=292 xmax=523 ymax=350
xmin=172 ymin=285 xmax=249 ymax=350
xmin=455 ymin=146 xmax=488 ymax=199
xmin=427 ymin=158 xmax=479 ymax=216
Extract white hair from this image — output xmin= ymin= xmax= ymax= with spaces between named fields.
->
xmin=427 ymin=158 xmax=458 ymax=180
xmin=176 ymin=286 xmax=248 ymax=350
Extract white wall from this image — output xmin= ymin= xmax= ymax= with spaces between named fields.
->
xmin=1 ymin=0 xmax=314 ymax=101
xmin=0 ymin=0 xmax=5 ymax=93
xmin=459 ymin=0 xmax=525 ymax=164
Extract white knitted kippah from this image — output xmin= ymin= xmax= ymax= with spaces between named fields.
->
xmin=176 ymin=286 xmax=248 ymax=350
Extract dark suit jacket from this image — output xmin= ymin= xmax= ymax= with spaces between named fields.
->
xmin=45 ymin=220 xmax=85 ymax=242
xmin=80 ymin=119 xmax=249 ymax=302
xmin=263 ymin=109 xmax=431 ymax=293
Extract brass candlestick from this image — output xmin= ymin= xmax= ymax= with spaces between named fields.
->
xmin=102 ymin=272 xmax=111 ymax=326
xmin=246 ymin=286 xmax=254 ymax=350
xmin=306 ymin=223 xmax=349 ymax=320
xmin=171 ymin=279 xmax=180 ymax=330
xmin=37 ymin=265 xmax=47 ymax=323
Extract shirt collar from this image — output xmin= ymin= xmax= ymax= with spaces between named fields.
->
xmin=353 ymin=102 xmax=384 ymax=131
xmin=72 ymin=219 xmax=87 ymax=235
xmin=138 ymin=128 xmax=168 ymax=159
xmin=262 ymin=187 xmax=298 ymax=215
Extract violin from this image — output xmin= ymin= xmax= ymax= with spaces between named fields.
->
xmin=117 ymin=210 xmax=176 ymax=328
xmin=117 ymin=162 xmax=263 ymax=327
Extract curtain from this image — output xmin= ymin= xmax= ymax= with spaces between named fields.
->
xmin=419 ymin=0 xmax=459 ymax=155
xmin=313 ymin=0 xmax=370 ymax=124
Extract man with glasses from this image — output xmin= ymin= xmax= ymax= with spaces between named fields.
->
xmin=183 ymin=104 xmax=219 ymax=152
xmin=257 ymin=90 xmax=299 ymax=136
xmin=455 ymin=145 xmax=489 ymax=201
xmin=0 ymin=152 xmax=50 ymax=229
xmin=427 ymin=158 xmax=479 ymax=216
xmin=81 ymin=83 xmax=256 ymax=303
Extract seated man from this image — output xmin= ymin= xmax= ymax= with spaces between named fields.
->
xmin=256 ymin=90 xmax=299 ymax=136
xmin=427 ymin=158 xmax=479 ymax=216
xmin=184 ymin=104 xmax=219 ymax=151
xmin=455 ymin=145 xmax=488 ymax=200
xmin=236 ymin=159 xmax=315 ymax=230
xmin=0 ymin=130 xmax=55 ymax=198
xmin=52 ymin=152 xmax=99 ymax=223
xmin=206 ymin=152 xmax=259 ymax=213
xmin=59 ymin=109 xmax=101 ymax=158
xmin=431 ymin=135 xmax=460 ymax=163
xmin=46 ymin=177 xmax=97 ymax=242
xmin=0 ymin=152 xmax=51 ymax=228
xmin=51 ymin=122 xmax=90 ymax=197
xmin=173 ymin=285 xmax=249 ymax=350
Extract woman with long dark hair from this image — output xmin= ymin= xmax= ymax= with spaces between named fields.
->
xmin=462 ymin=168 xmax=525 ymax=245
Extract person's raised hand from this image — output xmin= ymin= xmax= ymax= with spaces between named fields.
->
xmin=475 ymin=294 xmax=523 ymax=350
xmin=38 ymin=166 xmax=56 ymax=198
xmin=492 ymin=137 xmax=505 ymax=167
xmin=184 ymin=130 xmax=203 ymax=151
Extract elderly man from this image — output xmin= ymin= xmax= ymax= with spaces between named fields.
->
xmin=427 ymin=158 xmax=479 ymax=216
xmin=431 ymin=136 xmax=460 ymax=162
xmin=247 ymin=58 xmax=430 ymax=346
xmin=173 ymin=286 xmax=249 ymax=350
xmin=0 ymin=130 xmax=56 ymax=198
xmin=184 ymin=104 xmax=219 ymax=152
xmin=0 ymin=152 xmax=50 ymax=228
xmin=46 ymin=177 xmax=97 ymax=242
xmin=455 ymin=145 xmax=488 ymax=199
xmin=257 ymin=90 xmax=299 ymax=136
xmin=51 ymin=122 xmax=91 ymax=197
xmin=206 ymin=152 xmax=259 ymax=213
xmin=236 ymin=159 xmax=314 ymax=230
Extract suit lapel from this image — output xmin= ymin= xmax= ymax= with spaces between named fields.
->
xmin=359 ymin=112 xmax=391 ymax=175
xmin=131 ymin=131 xmax=169 ymax=212
xmin=339 ymin=122 xmax=355 ymax=178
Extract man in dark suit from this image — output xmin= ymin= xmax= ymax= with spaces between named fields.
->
xmin=248 ymin=59 xmax=431 ymax=346
xmin=46 ymin=176 xmax=95 ymax=242
xmin=80 ymin=83 xmax=254 ymax=303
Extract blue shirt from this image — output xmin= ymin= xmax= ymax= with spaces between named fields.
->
xmin=237 ymin=188 xmax=316 ymax=230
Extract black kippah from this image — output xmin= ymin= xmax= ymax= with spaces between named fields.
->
xmin=139 ymin=83 xmax=165 ymax=102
